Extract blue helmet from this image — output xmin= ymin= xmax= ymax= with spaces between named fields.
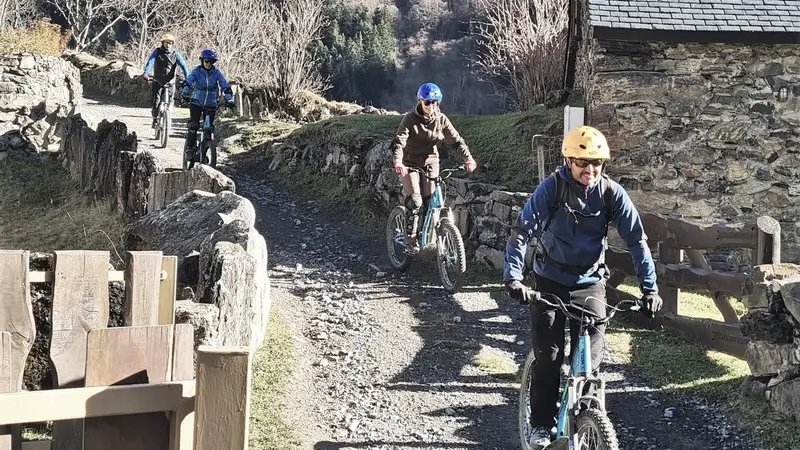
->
xmin=199 ymin=49 xmax=218 ymax=62
xmin=417 ymin=82 xmax=443 ymax=102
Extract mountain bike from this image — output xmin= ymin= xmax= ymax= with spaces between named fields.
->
xmin=182 ymin=101 xmax=234 ymax=172
xmin=518 ymin=288 xmax=643 ymax=450
xmin=151 ymin=80 xmax=173 ymax=149
xmin=385 ymin=165 xmax=467 ymax=293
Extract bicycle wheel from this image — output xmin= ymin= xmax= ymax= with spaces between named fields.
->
xmin=154 ymin=113 xmax=161 ymax=141
xmin=385 ymin=205 xmax=412 ymax=271
xmin=435 ymin=219 xmax=466 ymax=293
xmin=575 ymin=408 xmax=619 ymax=450
xmin=518 ymin=349 xmax=537 ymax=450
xmin=159 ymin=107 xmax=170 ymax=148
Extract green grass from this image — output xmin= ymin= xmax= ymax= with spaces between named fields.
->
xmin=607 ymin=281 xmax=800 ymax=450
xmin=220 ymin=118 xmax=301 ymax=155
xmin=0 ymin=156 xmax=124 ymax=259
xmin=249 ymin=309 xmax=302 ymax=449
xmin=471 ymin=345 xmax=518 ymax=378
xmin=280 ymin=105 xmax=562 ymax=191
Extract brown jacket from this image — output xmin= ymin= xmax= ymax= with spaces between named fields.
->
xmin=391 ymin=105 xmax=472 ymax=168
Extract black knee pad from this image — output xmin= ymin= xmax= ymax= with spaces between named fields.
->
xmin=405 ymin=194 xmax=423 ymax=214
xmin=187 ymin=121 xmax=200 ymax=132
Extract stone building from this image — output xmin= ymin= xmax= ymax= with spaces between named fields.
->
xmin=565 ymin=0 xmax=800 ymax=260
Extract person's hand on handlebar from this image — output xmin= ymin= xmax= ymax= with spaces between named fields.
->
xmin=393 ymin=159 xmax=408 ymax=177
xmin=143 ymin=74 xmax=151 ymax=81
xmin=640 ymin=292 xmax=663 ymax=318
xmin=465 ymin=157 xmax=477 ymax=172
xmin=505 ymin=280 xmax=530 ymax=304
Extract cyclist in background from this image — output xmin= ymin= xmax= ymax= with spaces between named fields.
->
xmin=142 ymin=33 xmax=189 ymax=128
xmin=391 ymin=82 xmax=477 ymax=254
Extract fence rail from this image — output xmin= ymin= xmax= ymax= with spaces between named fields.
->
xmin=604 ymin=213 xmax=781 ymax=358
xmin=0 ymin=249 xmax=252 ymax=450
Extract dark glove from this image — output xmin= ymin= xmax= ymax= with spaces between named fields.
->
xmin=506 ymin=280 xmax=530 ymax=304
xmin=640 ymin=293 xmax=663 ymax=318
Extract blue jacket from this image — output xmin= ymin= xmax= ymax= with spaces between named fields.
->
xmin=503 ymin=165 xmax=658 ymax=294
xmin=181 ymin=65 xmax=233 ymax=108
xmin=142 ymin=48 xmax=189 ymax=84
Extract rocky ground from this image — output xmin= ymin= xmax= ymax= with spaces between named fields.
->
xmin=82 ymin=96 xmax=763 ymax=449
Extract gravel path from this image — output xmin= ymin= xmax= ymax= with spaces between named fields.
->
xmin=87 ymin=97 xmax=763 ymax=449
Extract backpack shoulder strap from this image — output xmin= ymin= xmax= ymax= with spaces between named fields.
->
xmin=601 ymin=174 xmax=616 ymax=225
xmin=541 ymin=171 xmax=565 ymax=234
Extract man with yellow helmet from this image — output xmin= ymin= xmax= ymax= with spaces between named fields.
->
xmin=503 ymin=125 xmax=662 ymax=448
xmin=142 ymin=33 xmax=190 ymax=128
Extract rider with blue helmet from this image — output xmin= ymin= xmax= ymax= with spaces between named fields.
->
xmin=180 ymin=49 xmax=234 ymax=163
xmin=391 ymin=82 xmax=477 ymax=254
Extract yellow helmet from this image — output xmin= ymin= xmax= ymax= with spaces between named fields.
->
xmin=160 ymin=33 xmax=176 ymax=43
xmin=561 ymin=125 xmax=611 ymax=160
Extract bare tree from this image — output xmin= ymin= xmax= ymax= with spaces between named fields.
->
xmin=48 ymin=0 xmax=133 ymax=51
xmin=126 ymin=0 xmax=194 ymax=64
xmin=0 ymin=0 xmax=38 ymax=28
xmin=472 ymin=0 xmax=568 ymax=110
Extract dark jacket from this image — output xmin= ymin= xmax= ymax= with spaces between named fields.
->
xmin=391 ymin=105 xmax=471 ymax=167
xmin=143 ymin=47 xmax=189 ymax=85
xmin=504 ymin=165 xmax=658 ymax=293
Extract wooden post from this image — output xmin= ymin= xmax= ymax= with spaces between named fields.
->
xmin=532 ymin=134 xmax=545 ymax=184
xmin=659 ymin=244 xmax=683 ymax=315
xmin=125 ymin=251 xmax=164 ymax=326
xmin=755 ymin=215 xmax=781 ymax=265
xmin=0 ymin=251 xmax=36 ymax=450
xmin=50 ymin=250 xmax=110 ymax=450
xmin=242 ymin=95 xmax=252 ymax=119
xmin=159 ymin=256 xmax=178 ymax=325
xmin=194 ymin=347 xmax=253 ymax=450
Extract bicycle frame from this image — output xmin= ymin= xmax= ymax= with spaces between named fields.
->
xmin=410 ymin=167 xmax=460 ymax=248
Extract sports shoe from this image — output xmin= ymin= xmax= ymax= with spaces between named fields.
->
xmin=404 ymin=235 xmax=420 ymax=255
xmin=527 ymin=426 xmax=552 ymax=448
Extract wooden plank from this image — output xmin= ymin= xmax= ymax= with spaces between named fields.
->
xmin=0 ymin=381 xmax=193 ymax=425
xmin=660 ymin=312 xmax=747 ymax=358
xmin=194 ymin=347 xmax=252 ymax=450
xmin=755 ymin=215 xmax=781 ymax=265
xmin=29 ymin=270 xmax=166 ymax=283
xmin=159 ymin=256 xmax=178 ymax=325
xmin=50 ymin=250 xmax=110 ymax=450
xmin=641 ymin=212 xmax=758 ymax=250
xmin=124 ymin=251 xmax=164 ymax=326
xmin=659 ymin=245 xmax=683 ymax=315
xmin=84 ymin=326 xmax=176 ymax=450
xmin=0 ymin=332 xmax=20 ymax=450
xmin=0 ymin=251 xmax=34 ymax=450
xmin=168 ymin=324 xmax=195 ymax=450
xmin=20 ymin=442 xmax=50 ymax=450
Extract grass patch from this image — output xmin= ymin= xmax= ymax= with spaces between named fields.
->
xmin=606 ymin=282 xmax=798 ymax=450
xmin=0 ymin=20 xmax=69 ymax=57
xmin=471 ymin=345 xmax=518 ymax=378
xmin=280 ymin=106 xmax=561 ymax=192
xmin=0 ymin=156 xmax=123 ymax=258
xmin=220 ymin=118 xmax=301 ymax=155
xmin=249 ymin=309 xmax=302 ymax=449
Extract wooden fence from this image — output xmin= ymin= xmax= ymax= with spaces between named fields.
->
xmin=0 ymin=249 xmax=252 ymax=450
xmin=605 ymin=213 xmax=782 ymax=358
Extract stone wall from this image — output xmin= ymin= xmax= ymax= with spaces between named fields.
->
xmin=266 ymin=138 xmax=535 ymax=270
xmin=62 ymin=50 xmax=151 ymax=107
xmin=0 ymin=53 xmax=82 ymax=155
xmin=741 ymin=263 xmax=800 ymax=421
xmin=582 ymin=39 xmax=800 ymax=261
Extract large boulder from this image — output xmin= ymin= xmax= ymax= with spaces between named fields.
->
xmin=123 ymin=190 xmax=256 ymax=286
xmin=123 ymin=189 xmax=270 ymax=350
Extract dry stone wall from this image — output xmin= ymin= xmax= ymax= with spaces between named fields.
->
xmin=583 ymin=39 xmax=800 ymax=261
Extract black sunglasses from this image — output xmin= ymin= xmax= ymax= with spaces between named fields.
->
xmin=572 ymin=158 xmax=603 ymax=168
xmin=423 ymin=100 xmax=439 ymax=106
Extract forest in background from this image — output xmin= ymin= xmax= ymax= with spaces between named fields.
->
xmin=0 ymin=0 xmax=567 ymax=114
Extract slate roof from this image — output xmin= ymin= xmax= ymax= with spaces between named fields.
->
xmin=588 ymin=0 xmax=800 ymax=33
